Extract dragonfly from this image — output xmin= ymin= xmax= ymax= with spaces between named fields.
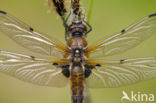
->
xmin=0 ymin=9 xmax=156 ymax=103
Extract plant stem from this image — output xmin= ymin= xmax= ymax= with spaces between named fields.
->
xmin=87 ymin=0 xmax=94 ymax=24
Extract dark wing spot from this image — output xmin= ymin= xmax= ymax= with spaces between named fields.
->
xmin=149 ymin=13 xmax=156 ymax=18
xmin=85 ymin=68 xmax=92 ymax=78
xmin=53 ymin=63 xmax=58 ymax=66
xmin=0 ymin=10 xmax=7 ymax=14
xmin=120 ymin=59 xmax=125 ymax=64
xmin=121 ymin=29 xmax=125 ymax=34
xmin=62 ymin=66 xmax=70 ymax=78
xmin=30 ymin=27 xmax=34 ymax=32
xmin=84 ymin=65 xmax=94 ymax=69
xmin=30 ymin=56 xmax=35 ymax=60
xmin=96 ymin=64 xmax=101 ymax=67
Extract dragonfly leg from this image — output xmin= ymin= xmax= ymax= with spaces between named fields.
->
xmin=63 ymin=12 xmax=71 ymax=41
xmin=83 ymin=20 xmax=92 ymax=35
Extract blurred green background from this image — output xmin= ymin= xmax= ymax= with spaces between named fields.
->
xmin=0 ymin=0 xmax=156 ymax=103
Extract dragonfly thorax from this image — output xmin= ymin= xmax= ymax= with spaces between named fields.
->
xmin=68 ymin=21 xmax=87 ymax=37
xmin=72 ymin=48 xmax=83 ymax=63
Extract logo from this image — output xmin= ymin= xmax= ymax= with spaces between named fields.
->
xmin=121 ymin=90 xmax=154 ymax=102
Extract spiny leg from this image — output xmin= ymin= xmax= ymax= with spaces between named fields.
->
xmin=83 ymin=20 xmax=92 ymax=35
xmin=64 ymin=12 xmax=71 ymax=41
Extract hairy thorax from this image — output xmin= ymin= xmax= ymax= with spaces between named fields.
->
xmin=67 ymin=37 xmax=88 ymax=64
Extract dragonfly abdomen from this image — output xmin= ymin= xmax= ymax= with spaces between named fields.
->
xmin=70 ymin=64 xmax=85 ymax=103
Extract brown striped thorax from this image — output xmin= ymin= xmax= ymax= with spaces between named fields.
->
xmin=0 ymin=1 xmax=156 ymax=103
xmin=68 ymin=20 xmax=87 ymax=38
xmin=66 ymin=20 xmax=88 ymax=65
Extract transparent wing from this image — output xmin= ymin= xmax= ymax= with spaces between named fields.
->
xmin=85 ymin=57 xmax=156 ymax=88
xmin=0 ymin=51 xmax=69 ymax=87
xmin=0 ymin=10 xmax=69 ymax=58
xmin=85 ymin=14 xmax=156 ymax=58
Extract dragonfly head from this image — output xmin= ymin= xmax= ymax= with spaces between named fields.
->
xmin=68 ymin=21 xmax=87 ymax=37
